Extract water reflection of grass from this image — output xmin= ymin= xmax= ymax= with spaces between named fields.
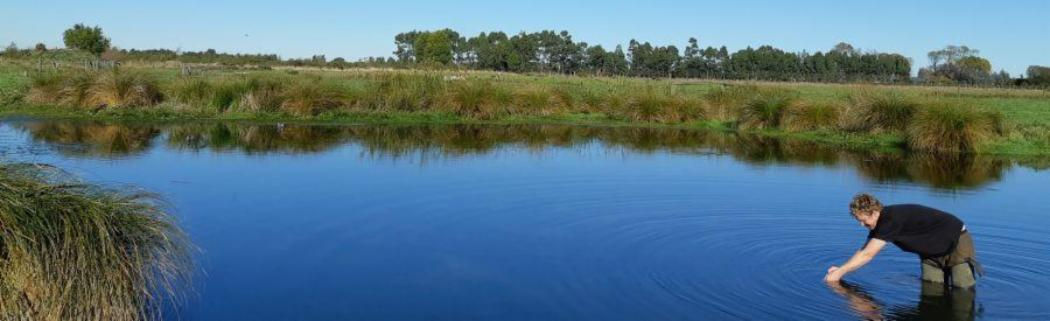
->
xmin=14 ymin=121 xmax=1045 ymax=190
xmin=0 ymin=163 xmax=192 ymax=321
xmin=19 ymin=121 xmax=159 ymax=157
xmin=851 ymin=152 xmax=1006 ymax=189
xmin=167 ymin=123 xmax=347 ymax=154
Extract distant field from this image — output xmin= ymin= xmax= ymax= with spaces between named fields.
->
xmin=1 ymin=60 xmax=1048 ymax=155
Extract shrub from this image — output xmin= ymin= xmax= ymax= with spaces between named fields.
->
xmin=906 ymin=103 xmax=1001 ymax=153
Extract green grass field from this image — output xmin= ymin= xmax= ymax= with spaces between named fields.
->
xmin=1 ymin=60 xmax=1048 ymax=155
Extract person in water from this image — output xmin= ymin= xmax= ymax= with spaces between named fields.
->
xmin=824 ymin=193 xmax=982 ymax=288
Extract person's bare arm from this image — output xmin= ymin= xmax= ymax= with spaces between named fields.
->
xmin=824 ymin=238 xmax=886 ymax=282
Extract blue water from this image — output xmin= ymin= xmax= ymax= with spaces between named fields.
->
xmin=2 ymin=120 xmax=1048 ymax=320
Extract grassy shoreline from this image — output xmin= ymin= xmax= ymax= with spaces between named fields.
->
xmin=2 ymin=64 xmax=1048 ymax=156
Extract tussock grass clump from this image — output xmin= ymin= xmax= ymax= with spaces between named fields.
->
xmin=88 ymin=70 xmax=164 ymax=108
xmin=25 ymin=71 xmax=98 ymax=107
xmin=240 ymin=77 xmax=287 ymax=112
xmin=442 ymin=80 xmax=507 ymax=119
xmin=57 ymin=73 xmax=96 ymax=107
xmin=280 ymin=79 xmax=345 ymax=116
xmin=515 ymin=87 xmax=554 ymax=112
xmin=362 ymin=73 xmax=444 ymax=111
xmin=28 ymin=70 xmax=162 ymax=108
xmin=906 ymin=103 xmax=1002 ymax=153
xmin=783 ymin=102 xmax=842 ymax=131
xmin=736 ymin=91 xmax=798 ymax=130
xmin=0 ymin=163 xmax=193 ymax=321
xmin=577 ymin=89 xmax=607 ymax=113
xmin=703 ymin=85 xmax=757 ymax=121
xmin=210 ymin=80 xmax=248 ymax=112
xmin=25 ymin=72 xmax=68 ymax=104
xmin=841 ymin=91 xmax=918 ymax=132
xmin=610 ymin=89 xmax=705 ymax=123
xmin=171 ymin=77 xmax=213 ymax=106
xmin=550 ymin=87 xmax=577 ymax=111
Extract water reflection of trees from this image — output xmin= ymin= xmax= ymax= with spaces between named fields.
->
xmin=16 ymin=121 xmax=1043 ymax=190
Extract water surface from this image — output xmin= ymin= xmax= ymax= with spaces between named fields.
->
xmin=1 ymin=119 xmax=1048 ymax=320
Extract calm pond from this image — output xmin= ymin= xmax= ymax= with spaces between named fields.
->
xmin=1 ymin=119 xmax=1048 ymax=320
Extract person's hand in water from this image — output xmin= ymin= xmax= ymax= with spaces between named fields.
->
xmin=824 ymin=238 xmax=886 ymax=283
xmin=825 ymin=266 xmax=842 ymax=282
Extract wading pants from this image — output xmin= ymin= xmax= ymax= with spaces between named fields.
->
xmin=920 ymin=230 xmax=981 ymax=288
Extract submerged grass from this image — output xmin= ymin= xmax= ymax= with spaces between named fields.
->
xmin=0 ymin=163 xmax=193 ymax=321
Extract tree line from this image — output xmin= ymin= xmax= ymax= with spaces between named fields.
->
xmin=3 ymin=24 xmax=1049 ymax=87
xmin=391 ymin=29 xmax=913 ymax=83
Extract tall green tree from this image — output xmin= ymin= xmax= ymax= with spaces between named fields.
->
xmin=415 ymin=31 xmax=454 ymax=64
xmin=62 ymin=23 xmax=110 ymax=55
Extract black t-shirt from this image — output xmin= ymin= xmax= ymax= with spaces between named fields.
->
xmin=867 ymin=204 xmax=964 ymax=258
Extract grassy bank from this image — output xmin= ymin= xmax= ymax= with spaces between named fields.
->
xmin=0 ymin=163 xmax=193 ymax=320
xmin=1 ymin=62 xmax=1048 ymax=155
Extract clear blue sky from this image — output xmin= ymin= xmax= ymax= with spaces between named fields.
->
xmin=3 ymin=0 xmax=1048 ymax=75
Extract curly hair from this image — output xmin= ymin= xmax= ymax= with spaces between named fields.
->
xmin=849 ymin=193 xmax=883 ymax=216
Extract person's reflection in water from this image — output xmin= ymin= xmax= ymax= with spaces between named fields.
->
xmin=828 ymin=281 xmax=977 ymax=321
